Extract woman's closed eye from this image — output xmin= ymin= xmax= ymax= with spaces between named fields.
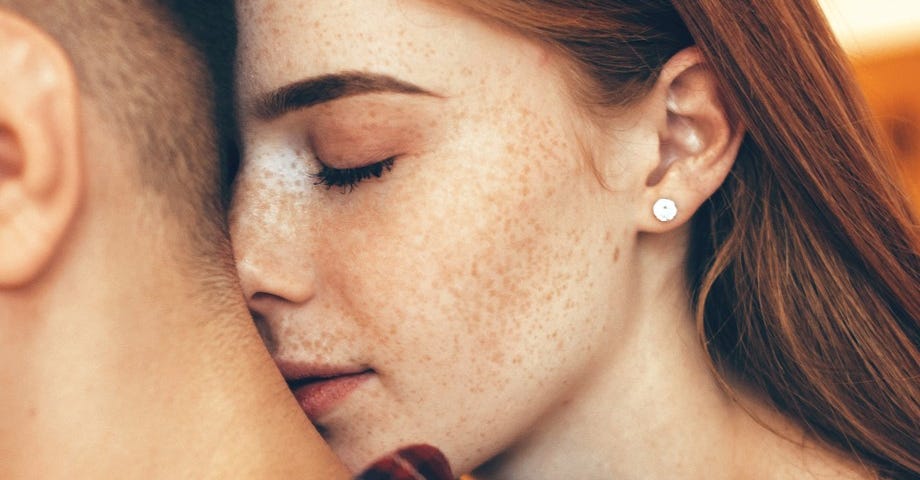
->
xmin=311 ymin=156 xmax=396 ymax=192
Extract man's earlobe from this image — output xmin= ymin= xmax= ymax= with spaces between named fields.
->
xmin=0 ymin=10 xmax=81 ymax=287
xmin=638 ymin=47 xmax=744 ymax=233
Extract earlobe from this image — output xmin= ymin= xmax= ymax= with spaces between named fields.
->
xmin=0 ymin=10 xmax=81 ymax=287
xmin=638 ymin=47 xmax=743 ymax=233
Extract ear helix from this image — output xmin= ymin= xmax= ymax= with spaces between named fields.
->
xmin=653 ymin=198 xmax=677 ymax=222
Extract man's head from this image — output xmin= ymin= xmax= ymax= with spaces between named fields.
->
xmin=0 ymin=0 xmax=234 ymax=281
xmin=0 ymin=2 xmax=296 ymax=478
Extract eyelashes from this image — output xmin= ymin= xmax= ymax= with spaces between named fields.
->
xmin=311 ymin=157 xmax=396 ymax=192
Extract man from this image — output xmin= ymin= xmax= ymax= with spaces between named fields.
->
xmin=0 ymin=1 xmax=350 ymax=477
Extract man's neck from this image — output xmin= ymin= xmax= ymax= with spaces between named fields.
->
xmin=4 ymin=247 xmax=348 ymax=479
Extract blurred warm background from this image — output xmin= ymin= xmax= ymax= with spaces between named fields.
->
xmin=820 ymin=0 xmax=920 ymax=211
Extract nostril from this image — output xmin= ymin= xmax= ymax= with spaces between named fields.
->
xmin=250 ymin=291 xmax=284 ymax=303
xmin=251 ymin=309 xmax=278 ymax=355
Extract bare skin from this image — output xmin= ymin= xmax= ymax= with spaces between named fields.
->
xmin=0 ymin=8 xmax=348 ymax=479
xmin=233 ymin=1 xmax=876 ymax=478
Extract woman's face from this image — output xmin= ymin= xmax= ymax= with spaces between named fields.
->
xmin=233 ymin=0 xmax=656 ymax=472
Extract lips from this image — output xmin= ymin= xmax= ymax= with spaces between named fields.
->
xmin=282 ymin=364 xmax=374 ymax=421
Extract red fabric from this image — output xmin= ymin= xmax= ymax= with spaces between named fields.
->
xmin=355 ymin=444 xmax=453 ymax=480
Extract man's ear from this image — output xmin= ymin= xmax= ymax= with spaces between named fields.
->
xmin=0 ymin=10 xmax=81 ymax=287
xmin=637 ymin=47 xmax=743 ymax=233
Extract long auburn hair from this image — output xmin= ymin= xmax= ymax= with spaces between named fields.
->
xmin=453 ymin=0 xmax=920 ymax=477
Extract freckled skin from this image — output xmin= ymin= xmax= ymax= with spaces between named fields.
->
xmin=233 ymin=0 xmax=651 ymax=474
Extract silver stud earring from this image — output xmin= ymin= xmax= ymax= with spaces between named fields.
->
xmin=653 ymin=198 xmax=677 ymax=222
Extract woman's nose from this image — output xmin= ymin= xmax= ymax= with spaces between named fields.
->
xmin=230 ymin=167 xmax=318 ymax=311
xmin=235 ymin=248 xmax=317 ymax=307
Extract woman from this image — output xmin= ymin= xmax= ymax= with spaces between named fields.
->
xmin=230 ymin=0 xmax=920 ymax=478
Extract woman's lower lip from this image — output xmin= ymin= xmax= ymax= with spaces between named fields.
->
xmin=291 ymin=371 xmax=373 ymax=420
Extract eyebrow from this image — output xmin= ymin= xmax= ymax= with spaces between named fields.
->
xmin=248 ymin=71 xmax=441 ymax=120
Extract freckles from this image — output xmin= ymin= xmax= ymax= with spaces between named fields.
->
xmin=447 ymin=97 xmax=590 ymax=371
xmin=238 ymin=149 xmax=313 ymax=239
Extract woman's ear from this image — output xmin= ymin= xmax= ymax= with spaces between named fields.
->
xmin=637 ymin=47 xmax=743 ymax=233
xmin=0 ymin=10 xmax=81 ymax=287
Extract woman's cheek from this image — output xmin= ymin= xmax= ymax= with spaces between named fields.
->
xmin=408 ymin=168 xmax=571 ymax=362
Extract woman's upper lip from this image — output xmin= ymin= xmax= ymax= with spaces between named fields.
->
xmin=274 ymin=358 xmax=372 ymax=383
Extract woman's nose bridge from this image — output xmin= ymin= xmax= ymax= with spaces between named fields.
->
xmin=233 ymin=163 xmax=320 ymax=305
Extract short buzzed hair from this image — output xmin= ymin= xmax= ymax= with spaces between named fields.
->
xmin=0 ymin=0 xmax=236 ymax=258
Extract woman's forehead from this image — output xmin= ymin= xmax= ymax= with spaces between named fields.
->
xmin=235 ymin=0 xmax=548 ymax=103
